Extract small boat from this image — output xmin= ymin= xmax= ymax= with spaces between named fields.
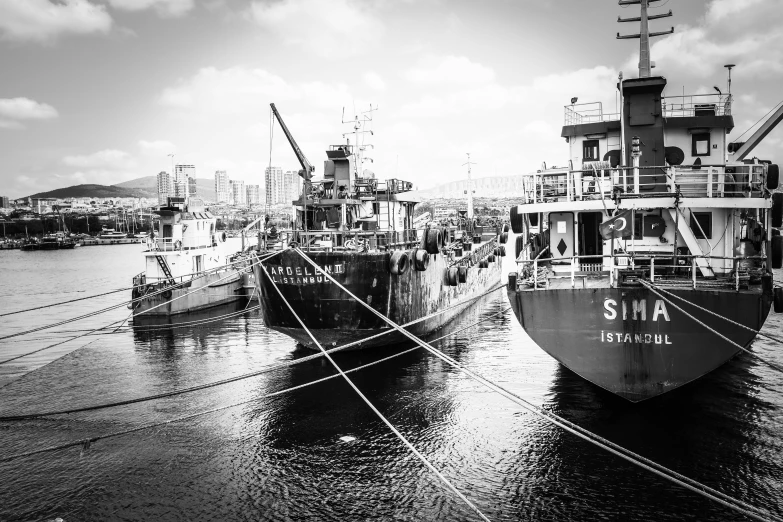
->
xmin=505 ymin=1 xmax=782 ymax=401
xmin=130 ymin=196 xmax=251 ymax=316
xmin=252 ymin=103 xmax=506 ymax=350
xmin=98 ymin=228 xmax=129 ymax=240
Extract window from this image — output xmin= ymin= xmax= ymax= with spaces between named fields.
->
xmin=633 ymin=213 xmax=643 ymax=240
xmin=583 ymin=140 xmax=600 ymax=161
xmin=690 ymin=212 xmax=712 ymax=239
xmin=692 ymin=132 xmax=711 ymax=156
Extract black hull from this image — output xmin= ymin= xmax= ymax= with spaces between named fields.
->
xmin=508 ymin=286 xmax=772 ymax=401
xmin=253 ymin=250 xmax=502 ymax=350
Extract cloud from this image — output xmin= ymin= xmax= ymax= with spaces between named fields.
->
xmin=63 ymin=149 xmax=136 ymax=169
xmin=0 ymin=97 xmax=58 ymax=129
xmin=0 ymin=0 xmax=112 ymax=43
xmin=405 ymin=55 xmax=496 ymax=86
xmin=364 ymin=72 xmax=386 ymax=91
xmin=138 ymin=139 xmax=177 ymax=156
xmin=107 ymin=0 xmax=194 ymax=18
xmin=246 ymin=0 xmax=384 ymax=57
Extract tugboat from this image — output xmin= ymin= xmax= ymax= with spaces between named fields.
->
xmin=130 ymin=196 xmax=251 ymax=316
xmin=252 ymin=104 xmax=506 ymax=349
xmin=506 ymin=0 xmax=783 ymax=402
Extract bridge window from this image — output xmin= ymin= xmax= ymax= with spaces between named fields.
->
xmin=583 ymin=140 xmax=600 ymax=161
xmin=690 ymin=212 xmax=712 ymax=239
xmin=692 ymin=132 xmax=711 ymax=156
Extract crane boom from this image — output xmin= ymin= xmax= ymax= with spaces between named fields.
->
xmin=270 ymin=103 xmax=314 ymax=181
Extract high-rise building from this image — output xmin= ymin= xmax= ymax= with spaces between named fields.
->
xmin=156 ymin=171 xmax=171 ymax=205
xmin=246 ymin=184 xmax=260 ymax=205
xmin=215 ymin=170 xmax=230 ymax=204
xmin=264 ymin=166 xmax=282 ymax=206
xmin=174 ymin=165 xmax=196 ymax=197
xmin=231 ymin=179 xmax=246 ymax=206
xmin=0 ymin=196 xmax=10 ymax=208
xmin=283 ymin=170 xmax=300 ymax=204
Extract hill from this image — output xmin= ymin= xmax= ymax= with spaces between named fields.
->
xmin=28 ymin=184 xmax=148 ymax=199
xmin=115 ymin=176 xmax=216 ymax=201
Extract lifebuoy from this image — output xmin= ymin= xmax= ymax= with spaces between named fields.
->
xmin=162 ymin=288 xmax=173 ymax=299
xmin=768 ymin=164 xmax=779 ymax=190
xmin=425 ymin=228 xmax=441 ymax=254
xmin=174 ymin=240 xmax=182 ymax=250
xmin=389 ymin=250 xmax=409 ymax=275
xmin=413 ymin=249 xmax=430 ymax=271
xmin=447 ymin=267 xmax=459 ymax=286
xmin=772 ymin=234 xmax=783 ymax=269
xmin=458 ymin=266 xmax=468 ymax=283
xmin=773 ymin=193 xmax=783 ymax=228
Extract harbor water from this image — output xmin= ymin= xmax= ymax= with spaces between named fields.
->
xmin=1 ymin=241 xmax=782 ymax=521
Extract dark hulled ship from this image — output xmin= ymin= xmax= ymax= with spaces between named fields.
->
xmin=253 ymin=104 xmax=506 ymax=349
xmin=506 ymin=1 xmax=782 ymax=401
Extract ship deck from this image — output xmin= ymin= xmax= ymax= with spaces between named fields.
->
xmin=516 ymin=273 xmax=761 ymax=293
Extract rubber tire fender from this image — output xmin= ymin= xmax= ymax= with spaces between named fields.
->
xmin=425 ymin=228 xmax=442 ymax=254
xmin=499 ymin=245 xmax=506 ymax=257
xmin=510 ymin=206 xmax=524 ymax=234
xmin=413 ymin=248 xmax=430 ymax=271
xmin=447 ymin=267 xmax=459 ymax=286
xmin=773 ymin=193 xmax=783 ymax=228
xmin=772 ymin=234 xmax=783 ymax=269
xmin=515 ymin=235 xmax=526 ymax=259
xmin=389 ymin=250 xmax=410 ymax=275
xmin=221 ymin=231 xmax=227 ymax=242
xmin=767 ymin=164 xmax=779 ymax=191
xmin=162 ymin=288 xmax=173 ymax=300
xmin=774 ymin=287 xmax=783 ymax=313
xmin=500 ymin=231 xmax=508 ymax=244
xmin=458 ymin=266 xmax=468 ymax=283
xmin=502 ymin=223 xmax=510 ymax=233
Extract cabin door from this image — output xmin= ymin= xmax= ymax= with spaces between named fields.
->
xmin=548 ymin=212 xmax=574 ymax=260
xmin=577 ymin=212 xmax=603 ymax=257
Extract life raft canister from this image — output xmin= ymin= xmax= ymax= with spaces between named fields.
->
xmin=389 ymin=250 xmax=410 ymax=275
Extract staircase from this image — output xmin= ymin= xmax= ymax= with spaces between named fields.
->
xmin=155 ymin=255 xmax=176 ymax=285
xmin=666 ymin=208 xmax=714 ymax=278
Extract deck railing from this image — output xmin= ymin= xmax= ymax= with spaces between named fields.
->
xmin=563 ymin=94 xmax=732 ymax=126
xmin=521 ymin=163 xmax=768 ymax=204
xmin=563 ymin=102 xmax=619 ymax=126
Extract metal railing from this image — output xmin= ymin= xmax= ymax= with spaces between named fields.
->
xmin=662 ymin=93 xmax=732 ymax=117
xmin=516 ymin=252 xmax=765 ymax=292
xmin=149 ymin=234 xmax=217 ymax=252
xmin=564 ymin=102 xmax=620 ymax=126
xmin=521 ymin=163 xmax=768 ymax=204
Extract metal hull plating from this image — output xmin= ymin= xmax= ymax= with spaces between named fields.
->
xmin=508 ymin=287 xmax=772 ymax=401
xmin=254 ymin=250 xmax=503 ymax=350
xmin=133 ymin=271 xmax=244 ymax=316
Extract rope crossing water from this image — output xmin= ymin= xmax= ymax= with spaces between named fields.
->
xmin=291 ymin=247 xmax=782 ymax=522
xmin=640 ymin=280 xmax=783 ymax=376
xmin=259 ymin=264 xmax=493 ymax=522
xmin=0 ymin=307 xmax=510 ymax=465
xmin=0 ymin=285 xmax=506 ymax=420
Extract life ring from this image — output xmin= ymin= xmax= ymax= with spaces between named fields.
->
xmin=772 ymin=193 xmax=783 ymax=228
xmin=162 ymin=288 xmax=173 ymax=299
xmin=413 ymin=248 xmax=430 ymax=271
xmin=446 ymin=267 xmax=459 ymax=286
xmin=389 ymin=250 xmax=409 ymax=276
xmin=174 ymin=240 xmax=182 ymax=250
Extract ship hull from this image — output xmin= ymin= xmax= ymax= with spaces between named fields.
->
xmin=508 ymin=286 xmax=772 ymax=401
xmin=253 ymin=249 xmax=503 ymax=350
xmin=133 ymin=270 xmax=245 ymax=316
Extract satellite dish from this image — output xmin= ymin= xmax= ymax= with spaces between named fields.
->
xmin=603 ymin=149 xmax=621 ymax=168
xmin=665 ymin=146 xmax=685 ymax=166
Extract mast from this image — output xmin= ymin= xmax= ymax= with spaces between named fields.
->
xmin=462 ymin=153 xmax=476 ymax=220
xmin=617 ymin=0 xmax=673 ymax=78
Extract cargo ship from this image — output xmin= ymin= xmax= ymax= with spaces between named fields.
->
xmin=130 ymin=196 xmax=251 ymax=316
xmin=252 ymin=104 xmax=506 ymax=349
xmin=506 ymin=0 xmax=782 ymax=401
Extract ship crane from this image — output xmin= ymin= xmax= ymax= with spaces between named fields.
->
xmin=270 ymin=103 xmax=314 ymax=182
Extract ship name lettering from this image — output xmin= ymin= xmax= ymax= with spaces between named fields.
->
xmin=603 ymin=298 xmax=670 ymax=322
xmin=601 ymin=331 xmax=672 ymax=344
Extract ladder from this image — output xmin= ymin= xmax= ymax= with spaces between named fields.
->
xmin=155 ymin=255 xmax=176 ymax=285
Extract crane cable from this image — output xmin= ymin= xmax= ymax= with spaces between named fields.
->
xmin=292 ymin=247 xmax=781 ymax=522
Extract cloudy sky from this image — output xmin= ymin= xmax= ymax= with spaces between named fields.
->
xmin=1 ymin=0 xmax=782 ymax=198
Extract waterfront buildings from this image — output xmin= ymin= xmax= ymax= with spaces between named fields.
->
xmin=215 ymin=170 xmax=230 ymax=204
xmin=173 ymin=165 xmax=195 ymax=198
xmin=230 ymin=179 xmax=246 ymax=206
xmin=264 ymin=167 xmax=299 ymax=205
xmin=156 ymin=171 xmax=171 ymax=205
xmin=0 ymin=196 xmax=9 ymax=208
xmin=246 ymin=184 xmax=260 ymax=205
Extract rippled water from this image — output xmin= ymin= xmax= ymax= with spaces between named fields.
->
xmin=1 ymin=242 xmax=782 ymax=521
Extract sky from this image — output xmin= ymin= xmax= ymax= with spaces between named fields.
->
xmin=1 ymin=0 xmax=782 ymax=198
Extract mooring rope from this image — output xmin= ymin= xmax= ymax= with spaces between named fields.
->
xmin=640 ymin=281 xmax=783 ymax=375
xmin=260 ymin=265 xmax=492 ymax=522
xmin=0 ymin=283 xmax=505 ymax=421
xmin=0 ymin=306 xmax=510 ymax=465
xmin=292 ymin=247 xmax=781 ymax=522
